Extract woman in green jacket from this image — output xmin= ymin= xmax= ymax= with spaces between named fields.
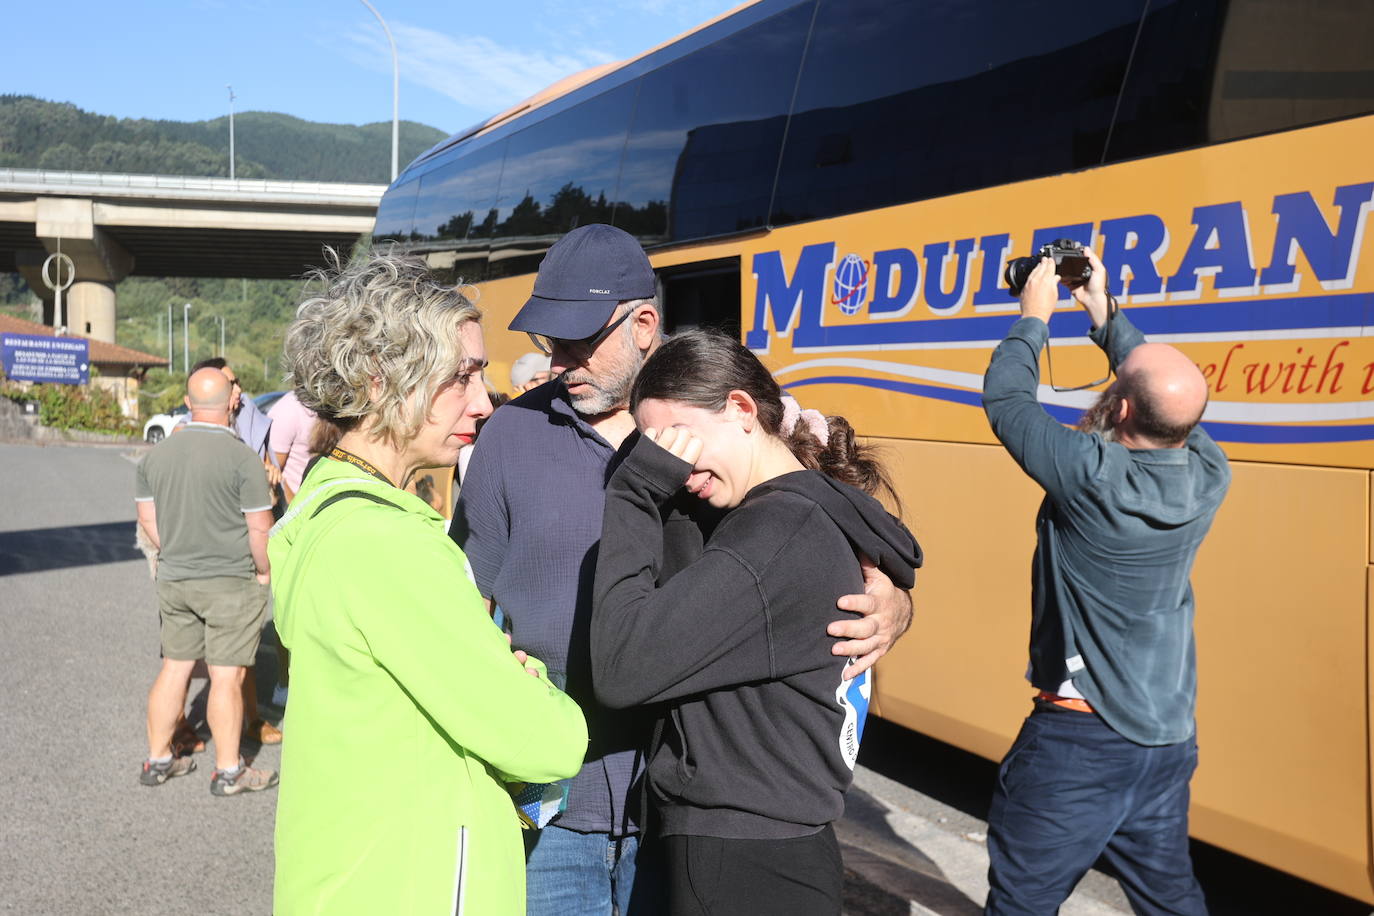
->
xmin=269 ymin=252 xmax=588 ymax=915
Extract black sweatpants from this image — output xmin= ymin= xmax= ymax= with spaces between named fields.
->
xmin=662 ymin=825 xmax=842 ymax=915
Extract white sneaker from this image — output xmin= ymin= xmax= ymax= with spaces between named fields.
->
xmin=272 ymin=684 xmax=289 ymax=708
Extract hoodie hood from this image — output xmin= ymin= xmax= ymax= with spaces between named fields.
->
xmin=757 ymin=472 xmax=921 ymax=590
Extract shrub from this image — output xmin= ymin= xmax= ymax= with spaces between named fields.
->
xmin=31 ymin=382 xmax=136 ymax=434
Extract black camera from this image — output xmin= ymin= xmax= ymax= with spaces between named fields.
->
xmin=1004 ymin=239 xmax=1092 ymax=297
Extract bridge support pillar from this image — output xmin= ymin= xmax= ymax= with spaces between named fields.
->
xmin=16 ymin=197 xmax=132 ymax=343
xmin=66 ymin=281 xmax=118 ymax=341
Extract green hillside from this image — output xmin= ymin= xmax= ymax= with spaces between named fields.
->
xmin=0 ymin=97 xmax=451 ymax=408
xmin=115 ymin=275 xmax=327 ymax=407
xmin=0 ymin=95 xmax=446 ymax=182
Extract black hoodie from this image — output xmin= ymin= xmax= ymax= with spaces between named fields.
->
xmin=591 ymin=435 xmax=922 ymax=840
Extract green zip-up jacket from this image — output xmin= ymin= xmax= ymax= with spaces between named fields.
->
xmin=270 ymin=458 xmax=588 ymax=915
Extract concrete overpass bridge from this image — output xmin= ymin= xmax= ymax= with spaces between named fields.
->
xmin=0 ymin=168 xmax=386 ymax=343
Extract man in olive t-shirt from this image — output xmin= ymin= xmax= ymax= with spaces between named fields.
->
xmin=134 ymin=368 xmax=278 ymax=795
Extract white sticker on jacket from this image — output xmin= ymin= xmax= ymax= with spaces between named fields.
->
xmin=836 ymin=659 xmax=871 ymax=770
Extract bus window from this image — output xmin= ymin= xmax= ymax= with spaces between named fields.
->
xmin=770 ymin=0 xmax=1144 ymax=227
xmin=1106 ymin=0 xmax=1374 ymax=163
xmin=374 ymin=177 xmax=420 ymax=241
xmin=616 ymin=1 xmax=812 ymax=245
xmin=408 ymin=139 xmax=508 ymax=282
xmin=487 ymin=82 xmax=638 ymax=280
xmin=658 ymin=258 xmax=741 ymax=337
xmin=1103 ymin=0 xmax=1231 ymax=162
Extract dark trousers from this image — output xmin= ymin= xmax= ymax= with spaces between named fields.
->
xmin=985 ymin=702 xmax=1207 ymax=916
xmin=662 ymin=825 xmax=842 ymax=915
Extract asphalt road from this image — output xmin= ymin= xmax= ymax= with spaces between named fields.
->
xmin=0 ymin=441 xmax=1367 ymax=915
xmin=0 ymin=441 xmax=282 ymax=915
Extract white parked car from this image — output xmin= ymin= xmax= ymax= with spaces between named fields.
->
xmin=142 ymin=405 xmax=188 ymax=443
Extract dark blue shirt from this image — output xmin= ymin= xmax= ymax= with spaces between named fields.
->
xmin=453 ymin=382 xmax=656 ymax=836
xmin=982 ymin=311 xmax=1231 ymax=746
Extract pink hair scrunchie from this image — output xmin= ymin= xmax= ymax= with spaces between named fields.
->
xmin=780 ymin=394 xmax=829 ymax=444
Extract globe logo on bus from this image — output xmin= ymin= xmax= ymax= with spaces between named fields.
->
xmin=831 ymin=253 xmax=870 ymax=316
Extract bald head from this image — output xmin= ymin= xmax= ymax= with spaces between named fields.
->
xmin=186 ymin=367 xmax=232 ymax=422
xmin=1115 ymin=343 xmax=1209 ymax=446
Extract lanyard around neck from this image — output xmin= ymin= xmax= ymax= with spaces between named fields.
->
xmin=327 ymin=446 xmax=395 ymax=488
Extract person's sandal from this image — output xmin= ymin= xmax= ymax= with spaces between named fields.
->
xmin=171 ymin=729 xmax=206 ymax=755
xmin=210 ymin=760 xmax=279 ymax=796
xmin=246 ymin=719 xmax=283 ymax=744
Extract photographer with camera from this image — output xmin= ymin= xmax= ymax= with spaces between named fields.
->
xmin=981 ymin=246 xmax=1230 ymax=915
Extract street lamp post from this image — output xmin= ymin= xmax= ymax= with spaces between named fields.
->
xmin=217 ymin=316 xmax=226 ymax=357
xmin=167 ymin=304 xmax=173 ymax=367
xmin=227 ymin=85 xmax=237 ymax=180
xmin=183 ymin=303 xmax=192 ymax=374
xmin=359 ymin=0 xmax=399 ymax=181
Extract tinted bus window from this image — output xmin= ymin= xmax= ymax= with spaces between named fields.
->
xmin=406 ymin=140 xmax=507 ymax=281
xmin=1104 ymin=0 xmax=1228 ymax=162
xmin=616 ymin=1 xmax=812 ymax=244
xmin=1106 ymin=0 xmax=1374 ymax=163
xmin=374 ymin=178 xmax=419 ymax=241
xmin=770 ymin=0 xmax=1145 ymax=227
xmin=487 ymin=83 xmax=637 ymax=279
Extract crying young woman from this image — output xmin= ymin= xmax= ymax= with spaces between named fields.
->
xmin=590 ymin=328 xmax=922 ymax=916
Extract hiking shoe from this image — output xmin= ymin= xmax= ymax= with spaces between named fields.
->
xmin=210 ymin=762 xmax=279 ymax=797
xmin=140 ymin=755 xmax=196 ymax=786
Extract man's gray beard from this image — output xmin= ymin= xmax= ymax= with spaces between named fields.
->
xmin=565 ymin=334 xmax=645 ymax=418
xmin=1075 ymin=389 xmax=1120 ymax=442
xmin=567 ymin=379 xmax=628 ymax=417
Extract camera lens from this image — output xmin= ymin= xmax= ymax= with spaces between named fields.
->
xmin=1004 ymin=257 xmax=1038 ymax=297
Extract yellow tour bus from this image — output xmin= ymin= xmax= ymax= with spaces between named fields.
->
xmin=375 ymin=0 xmax=1374 ymax=902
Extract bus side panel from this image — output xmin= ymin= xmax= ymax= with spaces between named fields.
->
xmin=1188 ymin=462 xmax=1369 ymax=903
xmin=1363 ymin=563 xmax=1374 ymax=900
xmin=866 ymin=438 xmax=1039 ymax=761
xmin=871 ymin=440 xmax=1374 ymax=903
xmin=1368 ymin=477 xmax=1374 ymax=896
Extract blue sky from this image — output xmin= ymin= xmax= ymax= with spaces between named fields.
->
xmin=3 ymin=0 xmax=739 ymax=135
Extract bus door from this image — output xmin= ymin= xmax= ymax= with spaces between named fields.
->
xmin=657 ymin=257 xmax=741 ymax=337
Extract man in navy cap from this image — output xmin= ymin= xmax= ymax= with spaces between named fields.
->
xmin=453 ymin=224 xmax=912 ymax=915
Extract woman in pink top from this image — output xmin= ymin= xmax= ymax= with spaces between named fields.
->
xmin=267 ymin=391 xmax=318 ymax=502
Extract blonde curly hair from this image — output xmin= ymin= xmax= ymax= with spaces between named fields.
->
xmin=283 ymin=249 xmax=482 ymax=448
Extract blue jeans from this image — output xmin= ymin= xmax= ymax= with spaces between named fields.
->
xmin=985 ymin=702 xmax=1207 ymax=916
xmin=525 ymin=825 xmax=645 ymax=916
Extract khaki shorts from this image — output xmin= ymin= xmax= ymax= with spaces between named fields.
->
xmin=157 ymin=576 xmax=269 ymax=667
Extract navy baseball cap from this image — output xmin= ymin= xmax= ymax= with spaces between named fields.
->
xmin=509 ymin=224 xmax=657 ymax=339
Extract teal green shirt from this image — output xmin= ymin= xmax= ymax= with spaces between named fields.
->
xmin=982 ymin=311 xmax=1231 ymax=746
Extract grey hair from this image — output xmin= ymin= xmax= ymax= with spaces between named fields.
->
xmin=283 ymin=248 xmax=482 ymax=449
